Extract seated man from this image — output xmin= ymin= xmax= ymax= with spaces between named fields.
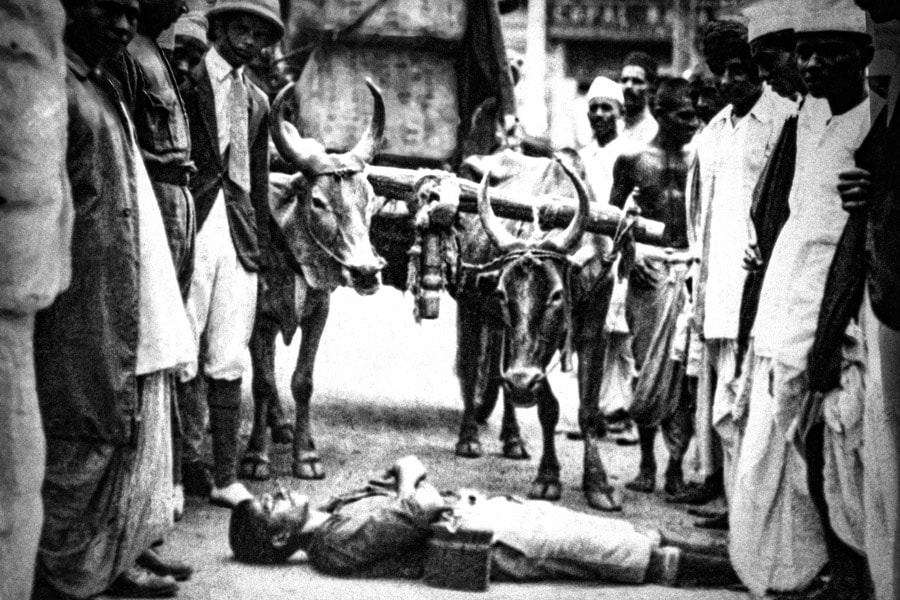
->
xmin=229 ymin=456 xmax=740 ymax=588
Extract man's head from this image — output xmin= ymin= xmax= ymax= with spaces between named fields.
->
xmin=230 ymin=491 xmax=312 ymax=564
xmin=795 ymin=31 xmax=873 ymax=99
xmin=138 ymin=0 xmax=188 ymax=38
xmin=750 ymin=30 xmax=807 ymax=98
xmin=687 ymin=68 xmax=722 ymax=124
xmin=620 ymin=52 xmax=658 ymax=117
xmin=585 ymin=76 xmax=624 ymax=145
xmin=742 ymin=1 xmax=807 ymax=99
xmin=703 ymin=20 xmax=763 ymax=112
xmin=654 ymin=78 xmax=699 ymax=146
xmin=63 ymin=0 xmax=140 ymax=66
xmin=172 ymin=12 xmax=208 ymax=84
xmin=207 ymin=0 xmax=284 ymax=68
xmin=854 ymin=0 xmax=900 ymax=22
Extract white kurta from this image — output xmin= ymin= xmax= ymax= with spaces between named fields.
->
xmin=688 ymin=89 xmax=795 ymax=485
xmin=732 ymin=97 xmax=871 ymax=595
xmin=753 ymin=98 xmax=870 ymax=433
xmin=696 ymin=88 xmax=796 ymax=342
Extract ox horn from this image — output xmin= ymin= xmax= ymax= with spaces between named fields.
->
xmin=477 ymin=170 xmax=526 ymax=253
xmin=270 ymin=82 xmax=328 ymax=178
xmin=541 ymin=160 xmax=590 ymax=254
xmin=350 ymin=78 xmax=386 ymax=163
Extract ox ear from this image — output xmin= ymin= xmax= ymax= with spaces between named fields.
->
xmin=475 ymin=271 xmax=500 ymax=295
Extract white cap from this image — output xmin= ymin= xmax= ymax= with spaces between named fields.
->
xmin=586 ymin=76 xmax=624 ymax=105
xmin=741 ymin=0 xmax=795 ymax=41
xmin=795 ymin=0 xmax=868 ymax=35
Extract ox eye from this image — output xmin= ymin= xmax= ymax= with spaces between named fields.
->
xmin=547 ymin=290 xmax=563 ymax=305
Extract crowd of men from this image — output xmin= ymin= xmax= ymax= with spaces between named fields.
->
xmin=576 ymin=1 xmax=899 ymax=598
xmin=0 ymin=0 xmax=897 ymax=599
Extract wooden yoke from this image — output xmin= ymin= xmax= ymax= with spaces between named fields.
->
xmin=368 ymin=165 xmax=667 ymax=246
xmin=370 ymin=165 xmax=667 ymax=320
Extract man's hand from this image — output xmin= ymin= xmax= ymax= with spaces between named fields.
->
xmin=837 ymin=168 xmax=873 ymax=212
xmin=743 ymin=242 xmax=763 ymax=271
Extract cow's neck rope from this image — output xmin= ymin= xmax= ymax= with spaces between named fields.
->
xmin=460 ymin=248 xmax=569 ymax=274
xmin=301 ymin=170 xmax=376 ymax=269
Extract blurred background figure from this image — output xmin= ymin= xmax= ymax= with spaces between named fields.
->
xmin=0 ymin=2 xmax=70 ymax=600
xmin=619 ymin=51 xmax=660 ymax=145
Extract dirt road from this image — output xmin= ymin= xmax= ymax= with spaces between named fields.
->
xmin=154 ymin=287 xmax=744 ymax=600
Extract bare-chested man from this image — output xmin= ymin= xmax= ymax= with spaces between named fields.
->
xmin=608 ymin=78 xmax=699 ymax=497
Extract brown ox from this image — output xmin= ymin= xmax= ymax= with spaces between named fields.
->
xmin=454 ymin=151 xmax=622 ymax=511
xmin=241 ymin=80 xmax=386 ymax=480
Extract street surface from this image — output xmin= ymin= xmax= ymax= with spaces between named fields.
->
xmin=154 ymin=287 xmax=746 ymax=600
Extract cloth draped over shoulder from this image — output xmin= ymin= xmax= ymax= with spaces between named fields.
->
xmin=856 ymin=105 xmax=900 ymax=329
xmin=736 ymin=115 xmax=798 ymax=373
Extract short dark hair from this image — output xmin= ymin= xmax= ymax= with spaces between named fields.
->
xmin=654 ymin=77 xmax=691 ymax=114
xmin=703 ymin=19 xmax=749 ymax=60
xmin=622 ymin=51 xmax=659 ymax=85
xmin=229 ymin=499 xmax=309 ymax=564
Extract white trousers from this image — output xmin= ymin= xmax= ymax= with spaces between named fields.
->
xmin=182 ymin=194 xmax=257 ymax=382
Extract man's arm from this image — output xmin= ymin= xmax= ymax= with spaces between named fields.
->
xmin=609 ymin=154 xmax=636 ymax=209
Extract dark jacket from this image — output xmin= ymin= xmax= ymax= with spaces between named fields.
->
xmin=180 ymin=56 xmax=271 ymax=272
xmin=110 ymin=32 xmax=197 ymax=296
xmin=35 ymin=49 xmax=141 ymax=444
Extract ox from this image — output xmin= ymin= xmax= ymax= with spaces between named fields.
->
xmin=240 ymin=80 xmax=387 ymax=480
xmin=453 ymin=151 xmax=622 ymax=511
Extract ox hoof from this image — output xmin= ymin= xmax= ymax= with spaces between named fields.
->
xmin=292 ymin=457 xmax=325 ymax=480
xmin=586 ymin=488 xmax=623 ymax=512
xmin=502 ymin=439 xmax=530 ymax=460
xmin=271 ymin=424 xmax=294 ymax=445
xmin=455 ymin=440 xmax=483 ymax=458
xmin=625 ymin=471 xmax=656 ymax=494
xmin=528 ymin=480 xmax=562 ymax=501
xmin=239 ymin=456 xmax=272 ymax=481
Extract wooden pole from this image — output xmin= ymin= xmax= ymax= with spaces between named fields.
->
xmin=367 ymin=165 xmax=667 ymax=245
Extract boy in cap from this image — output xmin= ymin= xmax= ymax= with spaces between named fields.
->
xmin=179 ymin=0 xmax=284 ymax=508
xmin=733 ymin=0 xmax=875 ymax=595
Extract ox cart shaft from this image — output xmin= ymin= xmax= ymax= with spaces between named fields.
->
xmin=366 ymin=165 xmax=666 ymax=245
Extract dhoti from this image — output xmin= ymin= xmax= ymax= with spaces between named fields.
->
xmin=729 ymin=353 xmax=827 ymax=595
xmin=37 ymin=372 xmax=174 ymax=598
xmin=626 ymin=249 xmax=693 ymax=459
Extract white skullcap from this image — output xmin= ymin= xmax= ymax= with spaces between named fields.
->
xmin=586 ymin=76 xmax=624 ymax=105
xmin=795 ymin=0 xmax=868 ymax=35
xmin=741 ymin=0 xmax=796 ymax=41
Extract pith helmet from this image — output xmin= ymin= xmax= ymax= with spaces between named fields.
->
xmin=207 ymin=0 xmax=285 ymax=42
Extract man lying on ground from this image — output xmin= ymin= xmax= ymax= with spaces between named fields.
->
xmin=228 ymin=455 xmax=741 ymax=589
